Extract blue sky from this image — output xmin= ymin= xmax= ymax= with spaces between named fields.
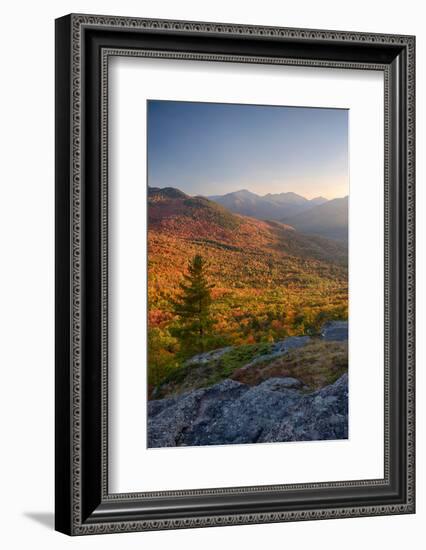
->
xmin=147 ymin=100 xmax=348 ymax=200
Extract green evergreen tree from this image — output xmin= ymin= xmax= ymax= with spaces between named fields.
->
xmin=170 ymin=254 xmax=215 ymax=356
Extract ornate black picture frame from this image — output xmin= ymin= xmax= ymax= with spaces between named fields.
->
xmin=55 ymin=14 xmax=415 ymax=535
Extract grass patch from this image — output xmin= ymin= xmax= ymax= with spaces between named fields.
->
xmin=232 ymin=340 xmax=347 ymax=391
xmin=218 ymin=343 xmax=272 ymax=374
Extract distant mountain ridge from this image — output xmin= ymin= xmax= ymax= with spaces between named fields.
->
xmin=282 ymin=196 xmax=349 ymax=243
xmin=207 ymin=189 xmax=330 ymax=222
xmin=207 ymin=189 xmax=290 ymax=220
xmin=204 ymin=189 xmax=346 ymax=242
xmin=264 ymin=192 xmax=327 ymax=208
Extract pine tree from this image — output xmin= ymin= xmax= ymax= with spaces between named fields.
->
xmin=170 ymin=254 xmax=215 ymax=357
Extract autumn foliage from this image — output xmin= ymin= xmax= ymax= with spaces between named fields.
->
xmin=147 ymin=187 xmax=348 ymax=394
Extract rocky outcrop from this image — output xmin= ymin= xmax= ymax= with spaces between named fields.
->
xmin=148 ymin=373 xmax=348 ymax=448
xmin=321 ymin=321 xmax=348 ymax=342
xmin=149 ymin=320 xmax=349 ymax=442
xmin=185 ymin=346 xmax=233 ymax=366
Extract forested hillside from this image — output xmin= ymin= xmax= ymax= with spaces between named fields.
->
xmin=147 ymin=187 xmax=348 ymax=395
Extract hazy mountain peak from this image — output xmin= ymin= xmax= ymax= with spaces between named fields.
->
xmin=283 ymin=195 xmax=348 ymax=242
xmin=309 ymin=196 xmax=329 ymax=206
xmin=232 ymin=189 xmax=259 ymax=197
xmin=264 ymin=191 xmax=308 ymax=206
xmin=280 ymin=191 xmax=306 ymax=199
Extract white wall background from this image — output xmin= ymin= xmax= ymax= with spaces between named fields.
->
xmin=0 ymin=0 xmax=423 ymax=548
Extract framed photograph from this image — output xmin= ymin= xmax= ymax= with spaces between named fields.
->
xmin=55 ymin=14 xmax=415 ymax=535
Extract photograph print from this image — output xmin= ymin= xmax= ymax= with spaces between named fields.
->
xmin=147 ymin=100 xmax=349 ymax=449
